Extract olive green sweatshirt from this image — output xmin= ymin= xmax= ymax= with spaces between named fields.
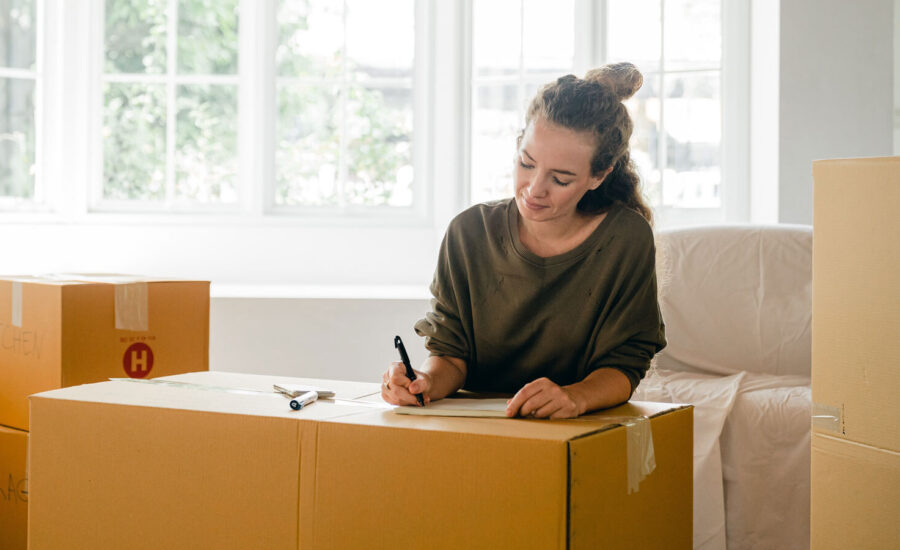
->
xmin=414 ymin=198 xmax=666 ymax=395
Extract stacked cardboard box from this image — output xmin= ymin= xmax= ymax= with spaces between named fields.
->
xmin=811 ymin=157 xmax=900 ymax=550
xmin=27 ymin=371 xmax=693 ymax=550
xmin=0 ymin=275 xmax=210 ymax=549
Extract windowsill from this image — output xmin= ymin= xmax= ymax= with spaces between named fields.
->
xmin=210 ymin=283 xmax=431 ymax=300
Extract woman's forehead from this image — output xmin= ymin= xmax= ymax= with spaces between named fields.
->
xmin=521 ymin=119 xmax=595 ymax=162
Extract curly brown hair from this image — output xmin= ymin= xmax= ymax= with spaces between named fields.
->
xmin=521 ymin=62 xmax=653 ymax=224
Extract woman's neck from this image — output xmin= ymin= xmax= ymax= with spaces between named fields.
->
xmin=518 ymin=210 xmax=608 ymax=258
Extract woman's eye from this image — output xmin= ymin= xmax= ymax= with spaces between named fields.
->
xmin=519 ymin=161 xmax=534 ymax=169
xmin=553 ymin=177 xmax=571 ymax=187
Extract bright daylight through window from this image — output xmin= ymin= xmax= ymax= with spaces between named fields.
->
xmin=471 ymin=0 xmax=723 ymax=214
xmin=2 ymin=0 xmax=732 ymax=228
xmin=0 ymin=0 xmax=37 ymax=206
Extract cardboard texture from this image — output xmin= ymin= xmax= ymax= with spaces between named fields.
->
xmin=810 ymin=433 xmax=900 ymax=550
xmin=811 ymin=157 xmax=900 ymax=550
xmin=0 ymin=425 xmax=28 ymax=550
xmin=28 ymin=372 xmax=692 ymax=550
xmin=0 ymin=276 xmax=209 ymax=431
xmin=811 ymin=157 xmax=900 ymax=451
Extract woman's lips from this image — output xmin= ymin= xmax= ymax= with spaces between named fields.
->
xmin=522 ymin=197 xmax=548 ymax=211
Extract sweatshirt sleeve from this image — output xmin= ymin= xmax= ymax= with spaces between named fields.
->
xmin=586 ymin=225 xmax=667 ymax=395
xmin=414 ymin=226 xmax=472 ymax=362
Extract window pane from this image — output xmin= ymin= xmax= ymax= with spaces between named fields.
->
xmin=105 ymin=0 xmax=168 ymax=74
xmin=277 ymin=0 xmax=343 ymax=79
xmin=522 ymin=0 xmax=573 ymax=74
xmin=175 ymin=84 xmax=238 ymax=203
xmin=344 ymin=85 xmax=413 ymax=207
xmin=103 ymin=82 xmax=166 ymax=200
xmin=0 ymin=77 xmax=34 ymax=198
xmin=625 ymin=73 xmax=661 ymax=206
xmin=663 ymin=72 xmax=720 ymax=207
xmin=346 ymin=0 xmax=413 ymax=81
xmin=178 ymin=0 xmax=239 ymax=75
xmin=473 ymin=0 xmax=520 ymax=79
xmin=606 ymin=0 xmax=661 ymax=74
xmin=471 ymin=84 xmax=521 ymax=204
xmin=664 ymin=0 xmax=720 ymax=71
xmin=0 ymin=0 xmax=36 ymax=70
xmin=276 ymin=84 xmax=340 ymax=206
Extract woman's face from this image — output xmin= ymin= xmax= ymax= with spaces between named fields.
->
xmin=514 ymin=118 xmax=605 ymax=225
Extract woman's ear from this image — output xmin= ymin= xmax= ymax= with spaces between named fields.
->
xmin=589 ymin=166 xmax=614 ymax=191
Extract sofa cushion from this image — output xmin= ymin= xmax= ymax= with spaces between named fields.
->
xmin=654 ymin=225 xmax=812 ymax=377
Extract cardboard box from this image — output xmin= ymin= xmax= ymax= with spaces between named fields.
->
xmin=811 ymin=157 xmax=900 ymax=550
xmin=0 ymin=425 xmax=28 ymax=550
xmin=811 ymin=157 xmax=900 ymax=450
xmin=0 ymin=275 xmax=209 ymax=431
xmin=810 ymin=433 xmax=900 ymax=550
xmin=28 ymin=372 xmax=692 ymax=550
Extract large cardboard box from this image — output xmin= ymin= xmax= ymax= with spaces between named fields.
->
xmin=0 ymin=275 xmax=209 ymax=431
xmin=0 ymin=425 xmax=28 ymax=550
xmin=811 ymin=157 xmax=900 ymax=450
xmin=811 ymin=157 xmax=900 ymax=550
xmin=28 ymin=372 xmax=692 ymax=550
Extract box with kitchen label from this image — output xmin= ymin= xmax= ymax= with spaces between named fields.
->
xmin=0 ymin=274 xmax=209 ymax=431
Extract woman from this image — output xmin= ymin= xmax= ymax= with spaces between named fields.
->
xmin=382 ymin=62 xmax=666 ymax=419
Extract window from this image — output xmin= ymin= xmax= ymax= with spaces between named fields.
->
xmin=469 ymin=0 xmax=742 ymax=226
xmin=275 ymin=0 xmax=415 ymax=210
xmin=1 ymin=0 xmax=747 ymax=287
xmin=99 ymin=0 xmax=239 ymax=210
xmin=0 ymin=0 xmax=38 ymax=207
xmin=470 ymin=0 xmax=575 ymax=205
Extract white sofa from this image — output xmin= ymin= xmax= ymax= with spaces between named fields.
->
xmin=634 ymin=225 xmax=813 ymax=550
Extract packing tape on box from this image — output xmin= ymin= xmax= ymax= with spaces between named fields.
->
xmin=11 ymin=281 xmax=23 ymax=327
xmin=599 ymin=415 xmax=656 ymax=494
xmin=812 ymin=402 xmax=842 ymax=433
xmin=113 ymin=282 xmax=149 ymax=331
xmin=14 ymin=274 xmax=150 ymax=332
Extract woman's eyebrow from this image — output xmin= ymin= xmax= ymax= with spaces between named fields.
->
xmin=521 ymin=148 xmax=578 ymax=176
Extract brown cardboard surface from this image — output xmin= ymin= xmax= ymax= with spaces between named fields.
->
xmin=810 ymin=433 xmax=900 ymax=550
xmin=0 ymin=276 xmax=209 ymax=431
xmin=0 ymin=425 xmax=27 ymax=550
xmin=812 ymin=157 xmax=900 ymax=450
xmin=569 ymin=404 xmax=693 ymax=550
xmin=28 ymin=373 xmax=692 ymax=550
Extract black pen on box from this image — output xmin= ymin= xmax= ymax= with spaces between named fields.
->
xmin=394 ymin=335 xmax=425 ymax=406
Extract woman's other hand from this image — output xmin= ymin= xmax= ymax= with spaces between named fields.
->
xmin=505 ymin=377 xmax=584 ymax=419
xmin=381 ymin=362 xmax=432 ymax=406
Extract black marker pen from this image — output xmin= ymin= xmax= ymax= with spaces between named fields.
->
xmin=394 ymin=335 xmax=425 ymax=406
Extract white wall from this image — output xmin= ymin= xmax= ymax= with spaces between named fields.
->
xmin=211 ymin=296 xmax=432 ymax=380
xmin=776 ymin=0 xmax=894 ymax=224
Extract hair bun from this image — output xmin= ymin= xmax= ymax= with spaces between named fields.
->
xmin=584 ymin=62 xmax=643 ymax=101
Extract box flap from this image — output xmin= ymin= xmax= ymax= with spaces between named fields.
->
xmin=30 ymin=377 xmax=379 ymax=422
xmin=324 ymin=400 xmax=690 ymax=442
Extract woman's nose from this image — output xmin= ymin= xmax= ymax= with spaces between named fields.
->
xmin=528 ymin=173 xmax=549 ymax=197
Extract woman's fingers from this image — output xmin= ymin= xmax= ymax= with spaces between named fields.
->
xmin=382 ymin=363 xmax=429 ymax=406
xmin=506 ymin=378 xmax=579 ymax=419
